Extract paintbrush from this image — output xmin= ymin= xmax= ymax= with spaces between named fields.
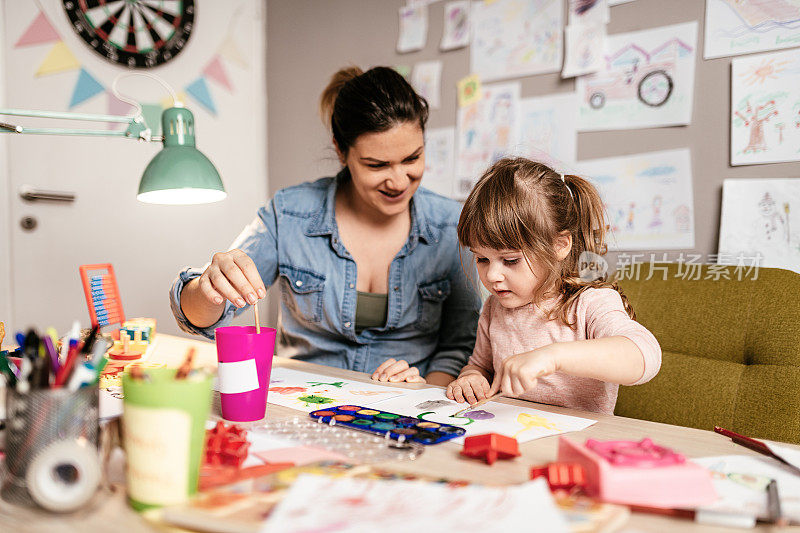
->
xmin=175 ymin=347 xmax=196 ymax=380
xmin=253 ymin=301 xmax=261 ymax=334
xmin=0 ymin=321 xmax=4 ymax=351
xmin=454 ymin=392 xmax=504 ymax=416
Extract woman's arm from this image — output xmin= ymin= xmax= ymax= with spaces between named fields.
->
xmin=170 ymin=203 xmax=280 ymax=336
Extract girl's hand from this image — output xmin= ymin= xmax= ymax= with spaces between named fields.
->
xmin=371 ymin=359 xmax=426 ymax=383
xmin=488 ymin=344 xmax=562 ymax=397
xmin=446 ymin=371 xmax=491 ymax=404
xmin=198 ymin=249 xmax=266 ymax=308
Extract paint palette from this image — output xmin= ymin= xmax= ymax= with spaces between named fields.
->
xmin=309 ymin=405 xmax=466 ymax=445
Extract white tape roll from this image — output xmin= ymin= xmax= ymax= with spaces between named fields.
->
xmin=26 ymin=439 xmax=101 ymax=512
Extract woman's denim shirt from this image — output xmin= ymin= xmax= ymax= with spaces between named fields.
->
xmin=169 ymin=173 xmax=482 ymax=377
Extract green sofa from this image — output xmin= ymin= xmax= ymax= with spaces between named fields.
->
xmin=615 ymin=262 xmax=800 ymax=444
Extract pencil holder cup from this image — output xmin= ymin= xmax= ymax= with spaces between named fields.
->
xmin=121 ymin=368 xmax=212 ymax=510
xmin=214 ymin=326 xmax=276 ymax=422
xmin=1 ymin=386 xmax=101 ymax=513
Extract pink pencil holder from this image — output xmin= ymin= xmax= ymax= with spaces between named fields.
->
xmin=214 ymin=326 xmax=276 ymax=422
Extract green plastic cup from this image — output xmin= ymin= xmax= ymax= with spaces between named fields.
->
xmin=122 ymin=368 xmax=212 ymax=510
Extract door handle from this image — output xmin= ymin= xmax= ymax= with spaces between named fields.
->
xmin=19 ymin=186 xmax=76 ymax=203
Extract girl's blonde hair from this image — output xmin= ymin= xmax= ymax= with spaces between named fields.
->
xmin=457 ymin=157 xmax=635 ymax=326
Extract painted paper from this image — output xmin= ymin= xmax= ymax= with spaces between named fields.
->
xmin=576 ymin=22 xmax=698 ymax=131
xmin=577 ymin=149 xmax=695 ymax=250
xmin=471 ymin=0 xmax=563 ymax=82
xmin=731 ymin=49 xmax=800 ymax=166
xmin=397 ymin=5 xmax=428 ymax=53
xmin=368 ymin=388 xmax=596 ymax=444
xmin=266 ymin=367 xmax=409 ymax=413
xmin=704 ymin=0 xmax=800 ymax=59
xmin=718 ymin=178 xmax=800 ymax=274
xmin=457 ymin=73 xmax=482 ymax=107
xmin=423 ymin=126 xmax=457 ymax=198
xmin=411 ymin=60 xmax=443 ymax=109
xmin=568 ymin=0 xmax=609 ymax=25
xmin=456 ymin=82 xmax=520 ymax=199
xmin=513 ymin=92 xmax=578 ymax=171
xmin=263 ymin=476 xmax=570 ymax=532
xmin=695 ymin=455 xmax=800 ymax=523
xmin=562 ymin=22 xmax=607 ymax=78
xmin=441 ymin=0 xmax=471 ymax=51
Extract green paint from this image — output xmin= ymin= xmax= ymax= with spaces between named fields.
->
xmin=307 ymin=381 xmax=346 ymax=388
xmin=298 ymin=394 xmax=336 ymax=406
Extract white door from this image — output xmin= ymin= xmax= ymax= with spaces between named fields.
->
xmin=2 ymin=0 xmax=267 ymax=335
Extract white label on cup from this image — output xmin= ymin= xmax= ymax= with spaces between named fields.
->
xmin=123 ymin=405 xmax=190 ymax=505
xmin=217 ymin=358 xmax=260 ymax=394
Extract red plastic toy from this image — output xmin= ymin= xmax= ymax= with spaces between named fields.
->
xmin=204 ymin=421 xmax=250 ymax=468
xmin=530 ymin=462 xmax=587 ymax=491
xmin=460 ymin=433 xmax=520 ymax=465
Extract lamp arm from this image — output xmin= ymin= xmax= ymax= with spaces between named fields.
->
xmin=0 ymin=108 xmax=159 ymax=142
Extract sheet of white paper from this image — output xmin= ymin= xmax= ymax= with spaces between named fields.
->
xmin=456 ymin=81 xmax=520 ymax=199
xmin=397 ymin=5 xmax=428 ymax=53
xmin=577 ymin=148 xmax=695 ymax=251
xmin=365 ymin=388 xmax=596 ymax=444
xmin=731 ymin=49 xmax=800 ymax=166
xmin=512 ymin=92 xmax=578 ymax=171
xmin=440 ymin=0 xmax=471 ymax=51
xmin=411 ymin=60 xmax=442 ymax=109
xmin=471 ymin=0 xmax=563 ymax=82
xmin=99 ymin=386 xmax=124 ymax=420
xmin=266 ymin=367 xmax=410 ymax=413
xmin=717 ymin=178 xmax=800 ymax=274
xmin=768 ymin=442 xmax=800 ymax=472
xmin=423 ymin=126 xmax=457 ymax=198
xmin=694 ymin=455 xmax=800 ymax=523
xmin=704 ymin=0 xmax=800 ymax=59
xmin=576 ymin=21 xmax=698 ymax=131
xmin=262 ymin=475 xmax=570 ymax=533
xmin=562 ymin=22 xmax=607 ymax=78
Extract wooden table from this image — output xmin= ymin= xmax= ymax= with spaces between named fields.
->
xmin=1 ymin=334 xmax=797 ymax=532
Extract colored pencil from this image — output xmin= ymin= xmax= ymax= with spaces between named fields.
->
xmin=254 ymin=302 xmax=261 ymax=334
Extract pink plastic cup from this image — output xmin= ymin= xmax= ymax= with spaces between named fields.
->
xmin=214 ymin=326 xmax=276 ymax=422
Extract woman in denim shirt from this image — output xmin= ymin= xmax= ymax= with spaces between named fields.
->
xmin=171 ymin=66 xmax=481 ymax=386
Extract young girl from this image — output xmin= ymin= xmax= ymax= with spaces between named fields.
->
xmin=446 ymin=158 xmax=661 ymax=414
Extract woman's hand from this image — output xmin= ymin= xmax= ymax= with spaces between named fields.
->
xmin=488 ymin=344 xmax=561 ymax=397
xmin=371 ymin=359 xmax=426 ymax=383
xmin=446 ymin=370 xmax=490 ymax=404
xmin=196 ymin=249 xmax=266 ymax=308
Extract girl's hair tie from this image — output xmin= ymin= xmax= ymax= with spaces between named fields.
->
xmin=561 ymin=173 xmax=574 ymax=200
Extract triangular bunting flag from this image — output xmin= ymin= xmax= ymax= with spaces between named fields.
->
xmin=107 ymin=91 xmax=136 ymax=130
xmin=141 ymin=103 xmax=164 ymax=137
xmin=219 ymin=36 xmax=249 ymax=69
xmin=162 ymin=91 xmax=188 ymax=109
xmin=203 ymin=56 xmax=233 ymax=92
xmin=185 ymin=78 xmax=217 ymax=115
xmin=15 ymin=11 xmax=60 ymax=47
xmin=69 ymin=69 xmax=105 ymax=108
xmin=36 ymin=41 xmax=80 ymax=76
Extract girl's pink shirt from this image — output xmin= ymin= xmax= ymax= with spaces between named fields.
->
xmin=469 ymin=287 xmax=662 ymax=415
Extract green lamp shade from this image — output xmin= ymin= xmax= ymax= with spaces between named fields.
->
xmin=137 ymin=107 xmax=226 ymax=205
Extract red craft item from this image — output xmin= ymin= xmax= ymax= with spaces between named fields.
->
xmin=530 ymin=462 xmax=587 ymax=491
xmin=204 ymin=421 xmax=251 ymax=468
xmin=460 ymin=433 xmax=520 ymax=465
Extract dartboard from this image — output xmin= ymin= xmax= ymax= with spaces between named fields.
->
xmin=62 ymin=1 xmax=195 ymax=69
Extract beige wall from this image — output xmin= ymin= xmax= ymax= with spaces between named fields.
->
xmin=265 ymin=0 xmax=800 ymax=322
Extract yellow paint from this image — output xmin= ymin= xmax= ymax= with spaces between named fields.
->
xmin=513 ymin=412 xmax=559 ymax=438
xmin=36 ymin=41 xmax=80 ymax=76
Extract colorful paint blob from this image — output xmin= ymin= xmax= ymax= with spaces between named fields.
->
xmin=356 ymin=409 xmax=380 ymax=416
xmin=462 ymin=409 xmax=495 ymax=420
xmin=371 ymin=422 xmax=396 ymax=431
xmin=298 ymin=394 xmax=335 ymax=406
xmin=268 ymin=386 xmax=307 ymax=395
xmin=375 ymin=413 xmax=400 ymax=420
xmin=333 ymin=414 xmax=355 ymax=422
xmin=513 ymin=412 xmax=560 ymax=438
xmin=307 ymin=381 xmax=346 ymax=388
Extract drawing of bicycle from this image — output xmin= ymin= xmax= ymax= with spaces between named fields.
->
xmin=585 ymin=61 xmax=675 ymax=109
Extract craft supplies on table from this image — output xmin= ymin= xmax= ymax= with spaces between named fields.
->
xmin=1 ymin=385 xmax=101 ymax=512
xmin=461 ymin=433 xmax=521 ymax=465
xmin=557 ymin=436 xmax=717 ymax=508
xmin=215 ymin=325 xmax=276 ymax=422
xmin=256 ymin=417 xmax=424 ymax=463
xmin=121 ymin=366 xmax=212 ymax=510
xmin=309 ymin=404 xmax=466 ymax=444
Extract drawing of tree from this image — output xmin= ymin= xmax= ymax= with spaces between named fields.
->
xmin=734 ymin=99 xmax=778 ymax=153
